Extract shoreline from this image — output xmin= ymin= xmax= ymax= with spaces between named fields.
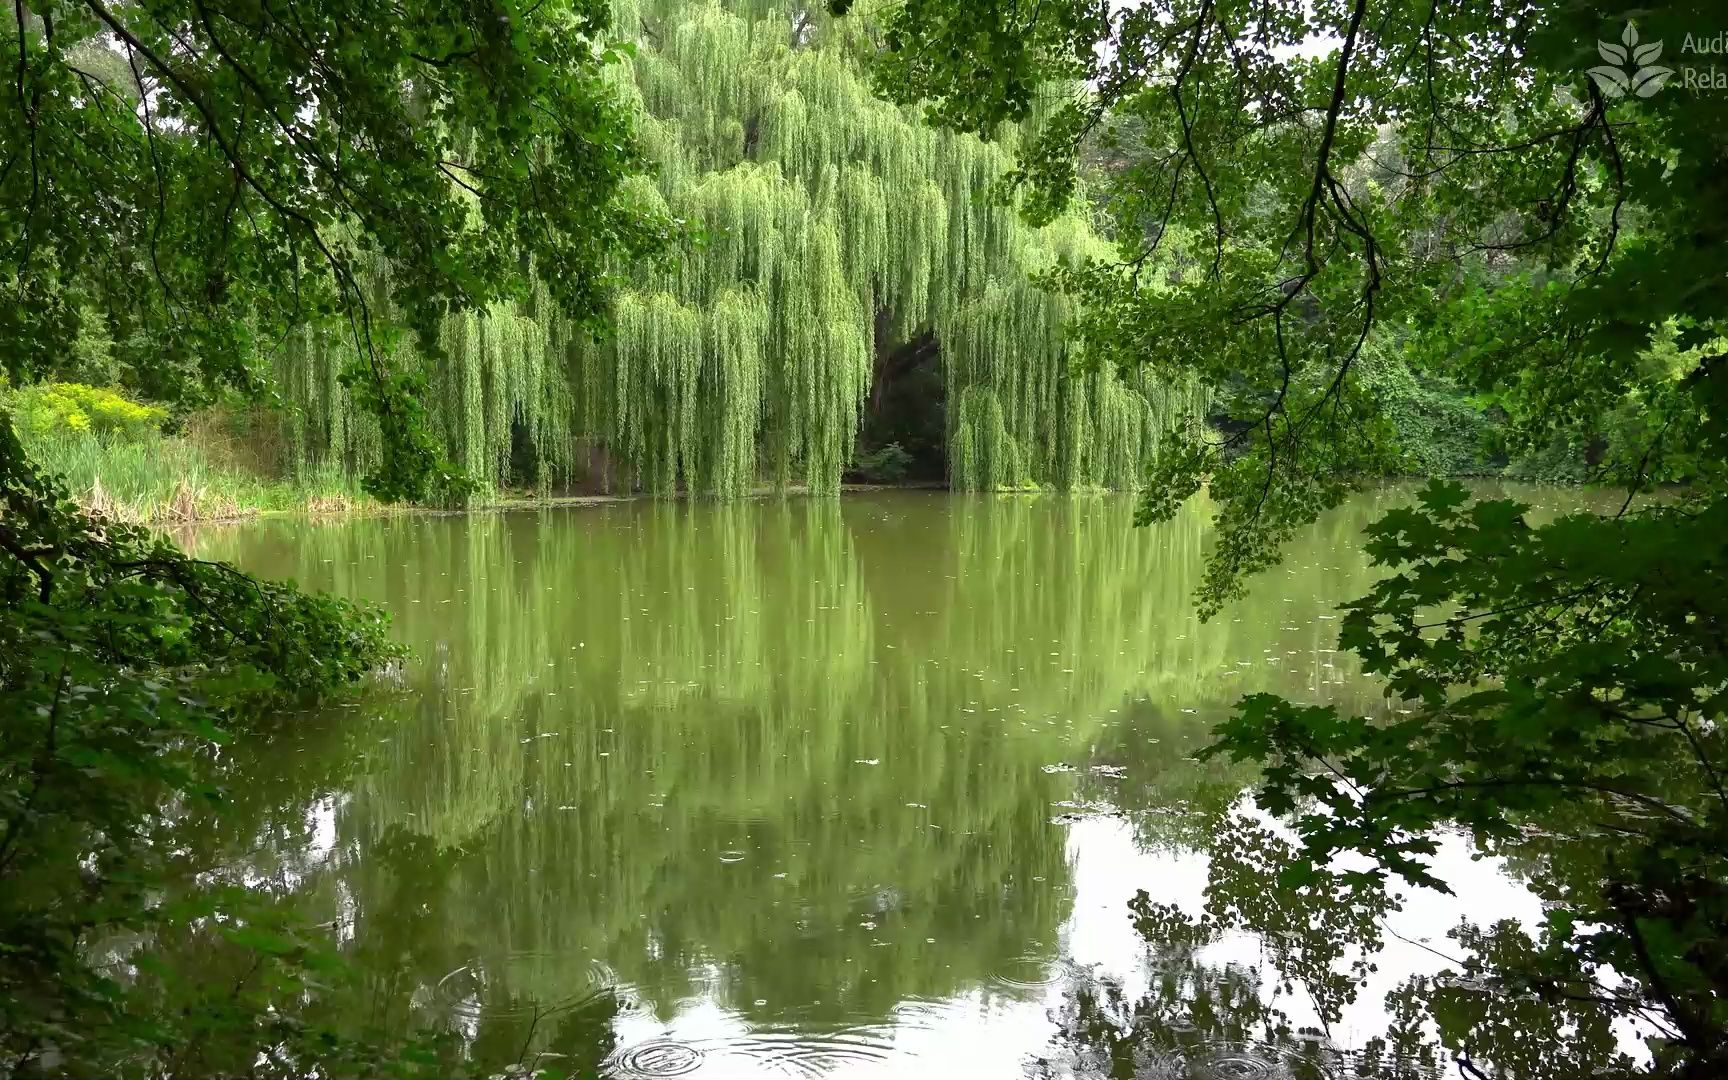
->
xmin=163 ymin=480 xmax=960 ymax=529
xmin=137 ymin=473 xmax=1622 ymax=533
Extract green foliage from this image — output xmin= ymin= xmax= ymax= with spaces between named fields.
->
xmin=14 ymin=424 xmax=364 ymax=524
xmin=3 ymin=0 xmax=671 ymax=504
xmin=0 ymin=413 xmax=408 ymax=1074
xmin=276 ymin=1 xmax=1202 ymax=497
xmin=8 ymin=382 xmax=166 ymax=443
xmin=1 ymin=384 xmax=366 ymax=523
xmin=865 ymin=0 xmax=1728 ymax=599
xmin=1358 ymin=351 xmax=1496 ymax=477
xmin=1201 ymin=480 xmax=1728 ymax=1070
xmin=338 ymin=359 xmax=481 ymax=508
xmin=849 ymin=441 xmax=914 ymax=483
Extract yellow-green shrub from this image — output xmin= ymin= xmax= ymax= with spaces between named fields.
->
xmin=10 ymin=382 xmax=167 ymax=443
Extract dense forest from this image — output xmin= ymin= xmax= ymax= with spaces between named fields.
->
xmin=9 ymin=0 xmax=1213 ymax=510
xmin=2 ymin=0 xmax=1724 ymax=1078
xmin=7 ymin=0 xmax=1554 ymax=517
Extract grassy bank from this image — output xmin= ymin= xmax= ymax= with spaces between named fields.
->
xmin=21 ymin=430 xmax=370 ymax=524
xmin=6 ymin=384 xmax=370 ymax=524
xmin=15 ymin=421 xmax=955 ymax=527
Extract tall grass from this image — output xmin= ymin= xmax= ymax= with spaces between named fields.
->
xmin=13 ymin=424 xmax=369 ymax=525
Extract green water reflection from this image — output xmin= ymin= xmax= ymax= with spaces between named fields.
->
xmin=189 ymin=488 xmax=1522 ymax=1074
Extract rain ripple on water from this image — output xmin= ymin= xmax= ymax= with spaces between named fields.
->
xmin=604 ymin=1028 xmax=895 ymax=1078
xmin=606 ymin=1040 xmax=704 ymax=1077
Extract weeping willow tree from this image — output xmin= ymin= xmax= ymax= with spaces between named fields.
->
xmin=276 ymin=0 xmax=1206 ymax=496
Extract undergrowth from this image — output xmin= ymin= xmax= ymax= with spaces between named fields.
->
xmin=4 ymin=384 xmax=369 ymax=523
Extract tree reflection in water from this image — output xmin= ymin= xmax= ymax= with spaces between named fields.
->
xmin=1032 ymin=811 xmax=1645 ymax=1079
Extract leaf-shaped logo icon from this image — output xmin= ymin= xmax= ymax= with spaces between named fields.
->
xmin=1591 ymin=25 xmax=1669 ymax=100
xmin=1633 ymin=66 xmax=1674 ymax=97
xmin=1588 ymin=65 xmax=1631 ymax=97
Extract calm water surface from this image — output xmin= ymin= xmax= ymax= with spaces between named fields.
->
xmin=193 ymin=487 xmax=1605 ymax=1078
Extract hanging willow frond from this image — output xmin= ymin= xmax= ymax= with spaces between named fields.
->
xmin=276 ymin=0 xmax=1204 ymax=497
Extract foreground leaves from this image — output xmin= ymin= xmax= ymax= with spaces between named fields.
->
xmin=1203 ymin=481 xmax=1728 ymax=1072
xmin=0 ymin=415 xmax=420 ymax=1075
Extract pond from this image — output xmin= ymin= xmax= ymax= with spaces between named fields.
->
xmin=190 ymin=485 xmax=1608 ymax=1079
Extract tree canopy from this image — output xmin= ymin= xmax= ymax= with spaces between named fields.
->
xmin=4 ymin=0 xmax=672 ymax=501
